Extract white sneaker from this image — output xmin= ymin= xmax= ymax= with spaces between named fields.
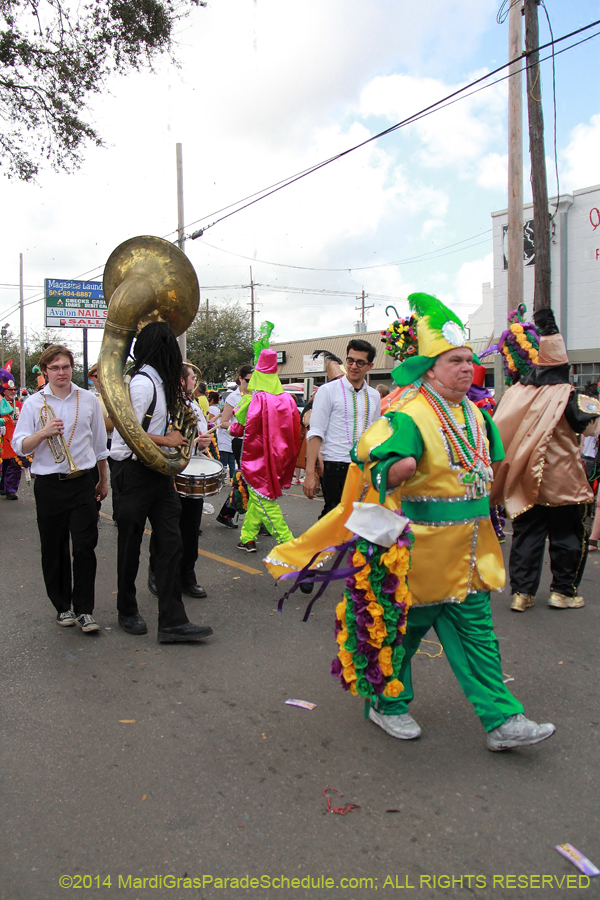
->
xmin=368 ymin=706 xmax=421 ymax=740
xmin=74 ymin=614 xmax=100 ymax=633
xmin=56 ymin=610 xmax=76 ymax=627
xmin=486 ymin=713 xmax=555 ymax=751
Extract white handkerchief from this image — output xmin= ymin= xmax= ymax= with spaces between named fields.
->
xmin=345 ymin=502 xmax=409 ymax=548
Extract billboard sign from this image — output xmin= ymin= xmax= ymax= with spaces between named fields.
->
xmin=44 ymin=279 xmax=107 ymax=329
xmin=303 ymin=353 xmax=324 ymax=373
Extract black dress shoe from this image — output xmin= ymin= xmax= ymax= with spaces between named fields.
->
xmin=216 ymin=514 xmax=238 ymax=529
xmin=182 ymin=582 xmax=208 ymax=599
xmin=299 ymin=581 xmax=314 ymax=595
xmin=258 ymin=523 xmax=270 ymax=536
xmin=157 ymin=622 xmax=213 ymax=643
xmin=147 ymin=569 xmax=158 ymax=596
xmin=118 ymin=613 xmax=148 ymax=635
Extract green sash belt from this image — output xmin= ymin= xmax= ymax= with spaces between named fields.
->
xmin=401 ymin=495 xmax=490 ymax=524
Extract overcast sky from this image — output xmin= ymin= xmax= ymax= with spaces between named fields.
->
xmin=1 ymin=0 xmax=599 ymax=361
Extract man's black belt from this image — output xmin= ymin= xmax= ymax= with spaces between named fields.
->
xmin=322 ymin=460 xmax=350 ymax=472
xmin=36 ymin=469 xmax=92 ymax=481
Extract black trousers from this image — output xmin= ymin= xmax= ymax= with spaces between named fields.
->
xmin=112 ymin=459 xmax=189 ymax=630
xmin=509 ymin=503 xmax=589 ymax=598
xmin=319 ymin=461 xmax=350 ymax=519
xmin=34 ymin=471 xmax=98 ymax=616
xmin=232 ymin=437 xmax=243 ymax=467
xmin=149 ymin=495 xmax=203 ymax=587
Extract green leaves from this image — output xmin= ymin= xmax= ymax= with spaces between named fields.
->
xmin=185 ymin=301 xmax=254 ymax=386
xmin=0 ymin=0 xmax=203 ymax=180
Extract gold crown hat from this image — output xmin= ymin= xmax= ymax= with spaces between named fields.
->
xmin=391 ymin=292 xmax=472 ymax=387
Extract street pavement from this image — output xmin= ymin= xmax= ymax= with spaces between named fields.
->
xmin=1 ymin=479 xmax=599 ymax=900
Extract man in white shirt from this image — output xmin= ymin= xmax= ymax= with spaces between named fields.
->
xmin=303 ymin=339 xmax=380 ymax=517
xmin=110 ymin=323 xmax=213 ymax=643
xmin=12 ymin=344 xmax=109 ymax=633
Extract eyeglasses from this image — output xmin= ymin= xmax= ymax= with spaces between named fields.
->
xmin=345 ymin=357 xmax=369 ymax=369
xmin=242 ymin=377 xmax=251 ymax=383
xmin=46 ymin=364 xmax=72 ymax=372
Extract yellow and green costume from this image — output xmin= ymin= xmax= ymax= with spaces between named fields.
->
xmin=265 ymin=293 xmax=524 ymax=732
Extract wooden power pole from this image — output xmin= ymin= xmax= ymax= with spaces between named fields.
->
xmin=176 ymin=142 xmax=187 ymax=358
xmin=507 ymin=1 xmax=524 ymax=316
xmin=524 ymin=0 xmax=551 ymax=311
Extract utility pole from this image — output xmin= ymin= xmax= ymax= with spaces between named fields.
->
xmin=1 ymin=324 xmax=8 ymax=368
xmin=19 ymin=254 xmax=25 ymax=391
xmin=206 ymin=298 xmax=209 ymax=324
xmin=249 ymin=267 xmax=255 ymax=343
xmin=524 ymin=0 xmax=551 ymax=311
xmin=355 ymin=289 xmax=374 ymax=331
xmin=507 ymin=0 xmax=524 ymax=316
xmin=176 ymin=142 xmax=187 ymax=358
xmin=82 ymin=328 xmax=88 ymax=389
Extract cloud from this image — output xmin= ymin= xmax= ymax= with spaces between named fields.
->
xmin=359 ymin=71 xmax=506 ymax=181
xmin=453 ymin=252 xmax=493 ymax=311
xmin=560 ymin=114 xmax=600 ymax=192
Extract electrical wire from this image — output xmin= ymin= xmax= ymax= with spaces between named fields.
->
xmin=195 ymin=230 xmax=493 ymax=272
xmin=3 ymin=18 xmax=599 ymax=322
xmin=177 ymin=17 xmax=600 ymax=239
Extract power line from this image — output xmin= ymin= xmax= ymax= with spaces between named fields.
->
xmin=179 ymin=18 xmax=600 ymax=239
xmin=3 ymin=18 xmax=598 ymax=321
xmin=196 ymin=232 xmax=493 ymax=272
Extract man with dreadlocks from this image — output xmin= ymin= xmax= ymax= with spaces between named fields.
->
xmin=266 ymin=294 xmax=555 ymax=751
xmin=110 ymin=322 xmax=213 ymax=643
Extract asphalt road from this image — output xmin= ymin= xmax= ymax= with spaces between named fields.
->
xmin=1 ymin=479 xmax=599 ymax=900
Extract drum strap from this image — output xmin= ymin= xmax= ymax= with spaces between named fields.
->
xmin=135 ymin=372 xmax=158 ymax=433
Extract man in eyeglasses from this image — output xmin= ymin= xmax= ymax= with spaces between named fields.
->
xmin=304 ymin=339 xmax=380 ymax=517
xmin=12 ymin=344 xmax=109 ymax=633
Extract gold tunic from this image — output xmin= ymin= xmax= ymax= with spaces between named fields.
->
xmin=264 ymin=391 xmax=505 ymax=606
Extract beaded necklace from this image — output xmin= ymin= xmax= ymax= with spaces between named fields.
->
xmin=420 ymin=382 xmax=492 ymax=498
xmin=340 ymin=379 xmax=370 ymax=445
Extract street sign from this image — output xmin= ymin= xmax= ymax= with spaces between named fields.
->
xmin=44 ymin=279 xmax=107 ymax=329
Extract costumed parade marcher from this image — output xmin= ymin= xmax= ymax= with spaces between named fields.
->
xmin=491 ymin=307 xmax=600 ymax=612
xmin=0 ymin=363 xmax=23 ymax=501
xmin=12 ymin=345 xmax=109 ymax=633
xmin=109 ymin=323 xmax=213 ymax=642
xmin=234 ymin=348 xmax=301 ymax=552
xmin=265 ymin=294 xmax=555 ymax=751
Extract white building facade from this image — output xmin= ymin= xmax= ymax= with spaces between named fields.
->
xmin=492 ymin=184 xmax=600 ymax=385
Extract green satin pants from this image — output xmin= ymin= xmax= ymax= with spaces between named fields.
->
xmin=240 ymin=489 xmax=294 ymax=545
xmin=373 ymin=591 xmax=523 ymax=732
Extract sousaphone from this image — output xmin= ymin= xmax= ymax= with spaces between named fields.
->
xmin=98 ymin=236 xmax=199 ymax=476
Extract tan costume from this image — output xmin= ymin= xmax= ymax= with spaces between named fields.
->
xmin=492 ymin=320 xmax=600 ymax=608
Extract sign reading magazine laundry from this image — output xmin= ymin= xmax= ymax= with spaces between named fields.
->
xmin=45 ymin=279 xmax=107 ymax=329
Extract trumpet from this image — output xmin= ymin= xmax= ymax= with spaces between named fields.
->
xmin=39 ymin=397 xmax=81 ymax=479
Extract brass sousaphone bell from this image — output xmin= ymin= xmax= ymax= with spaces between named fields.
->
xmin=98 ymin=236 xmax=199 ymax=476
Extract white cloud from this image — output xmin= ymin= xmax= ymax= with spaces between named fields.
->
xmin=477 ymin=152 xmax=507 ymax=190
xmin=359 ymin=71 xmax=506 ymax=179
xmin=560 ymin=114 xmax=600 ymax=192
xmin=454 ymin=253 xmax=493 ymax=312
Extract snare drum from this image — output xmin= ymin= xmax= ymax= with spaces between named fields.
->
xmin=174 ymin=456 xmax=225 ymax=498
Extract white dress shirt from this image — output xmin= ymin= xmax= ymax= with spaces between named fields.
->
xmin=12 ymin=383 xmax=109 ymax=476
xmin=217 ymin=387 xmax=242 ymax=453
xmin=307 ymin=376 xmax=381 ymax=463
xmin=110 ymin=365 xmax=168 ymax=461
